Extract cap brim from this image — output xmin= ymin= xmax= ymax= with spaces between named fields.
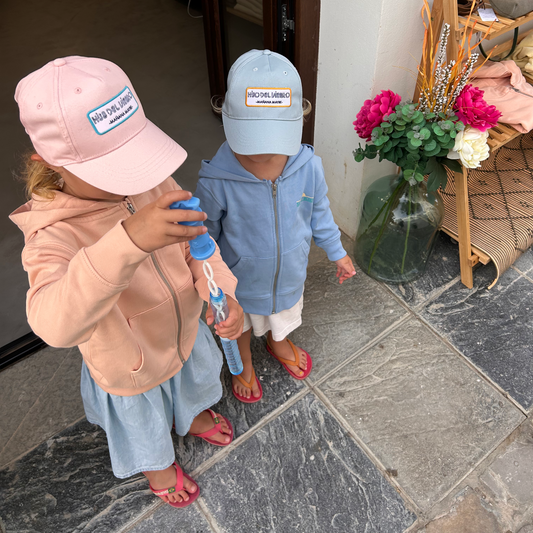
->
xmin=64 ymin=120 xmax=187 ymax=195
xmin=222 ymin=115 xmax=302 ymax=156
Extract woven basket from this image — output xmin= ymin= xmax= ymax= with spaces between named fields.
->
xmin=457 ymin=0 xmax=485 ymax=15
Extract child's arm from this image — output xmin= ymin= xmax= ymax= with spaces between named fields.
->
xmin=23 ymin=190 xmax=206 ymax=347
xmin=23 ymin=221 xmax=150 ymax=347
xmin=194 ymin=179 xmax=225 ymax=241
xmin=311 ymin=160 xmax=356 ymax=284
xmin=192 ymin=181 xmax=244 ymax=337
xmin=185 ymin=240 xmax=243 ymax=339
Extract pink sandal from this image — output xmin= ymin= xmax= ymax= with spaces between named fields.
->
xmin=233 ymin=367 xmax=263 ymax=403
xmin=146 ymin=461 xmax=199 ymax=508
xmin=189 ymin=409 xmax=234 ymax=446
xmin=266 ymin=338 xmax=313 ymax=380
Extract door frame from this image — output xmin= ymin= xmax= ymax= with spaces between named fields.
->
xmin=294 ymin=0 xmax=320 ymax=145
xmin=0 ymin=333 xmax=46 ymax=371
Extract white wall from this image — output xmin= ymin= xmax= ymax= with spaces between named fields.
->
xmin=314 ymin=0 xmax=428 ymax=239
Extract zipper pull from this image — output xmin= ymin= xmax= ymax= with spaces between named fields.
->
xmin=272 ymin=183 xmax=277 ymax=197
xmin=125 ymin=198 xmax=135 ymax=214
xmin=511 ymin=87 xmax=533 ymax=98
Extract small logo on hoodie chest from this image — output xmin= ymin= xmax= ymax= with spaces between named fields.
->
xmin=296 ymin=193 xmax=313 ymax=207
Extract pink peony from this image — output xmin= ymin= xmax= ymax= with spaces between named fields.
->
xmin=353 ymin=90 xmax=402 ymax=141
xmin=453 ymin=84 xmax=502 ymax=132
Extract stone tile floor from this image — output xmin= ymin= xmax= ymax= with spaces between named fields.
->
xmin=1 ymin=232 xmax=533 ymax=532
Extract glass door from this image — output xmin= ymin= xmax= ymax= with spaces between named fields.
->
xmin=223 ymin=0 xmax=266 ymax=68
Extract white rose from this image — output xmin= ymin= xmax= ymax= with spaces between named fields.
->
xmin=447 ymin=126 xmax=490 ymax=169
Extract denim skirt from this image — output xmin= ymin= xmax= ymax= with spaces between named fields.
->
xmin=80 ymin=319 xmax=223 ymax=478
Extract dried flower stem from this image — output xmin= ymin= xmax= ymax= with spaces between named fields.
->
xmin=417 ymin=0 xmax=492 ymax=115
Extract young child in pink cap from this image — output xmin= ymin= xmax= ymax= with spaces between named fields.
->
xmin=196 ymin=50 xmax=356 ymax=403
xmin=10 ymin=56 xmax=243 ymax=508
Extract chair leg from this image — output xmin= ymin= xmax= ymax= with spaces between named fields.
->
xmin=455 ymin=167 xmax=474 ymax=288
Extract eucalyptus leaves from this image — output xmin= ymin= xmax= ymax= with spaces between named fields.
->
xmin=353 ymin=102 xmax=464 ymax=191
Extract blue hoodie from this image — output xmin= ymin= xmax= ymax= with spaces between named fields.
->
xmin=195 ymin=142 xmax=346 ymax=315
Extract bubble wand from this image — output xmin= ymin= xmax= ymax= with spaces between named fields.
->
xmin=170 ymin=198 xmax=243 ymax=375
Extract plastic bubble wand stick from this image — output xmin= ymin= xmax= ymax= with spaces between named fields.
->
xmin=169 ymin=198 xmax=243 ymax=375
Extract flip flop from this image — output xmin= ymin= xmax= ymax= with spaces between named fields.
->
xmin=146 ymin=461 xmax=199 ymax=508
xmin=189 ymin=409 xmax=234 ymax=446
xmin=266 ymin=338 xmax=313 ymax=380
xmin=232 ymin=367 xmax=263 ymax=403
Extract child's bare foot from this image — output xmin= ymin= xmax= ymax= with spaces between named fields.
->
xmin=232 ymin=361 xmax=261 ymax=400
xmin=267 ymin=332 xmax=307 ymax=377
xmin=189 ymin=410 xmax=232 ymax=445
xmin=144 ymin=463 xmax=197 ymax=504
xmin=233 ymin=327 xmax=262 ymax=402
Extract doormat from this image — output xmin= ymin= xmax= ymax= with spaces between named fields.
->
xmin=441 ymin=131 xmax=533 ymax=288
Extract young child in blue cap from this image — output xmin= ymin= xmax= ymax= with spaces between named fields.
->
xmin=195 ymin=49 xmax=356 ymax=402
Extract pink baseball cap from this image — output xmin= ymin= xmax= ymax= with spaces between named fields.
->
xmin=15 ymin=56 xmax=187 ymax=195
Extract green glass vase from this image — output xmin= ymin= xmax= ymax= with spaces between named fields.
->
xmin=354 ymin=171 xmax=444 ymax=283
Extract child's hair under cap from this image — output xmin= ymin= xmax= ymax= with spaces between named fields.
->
xmin=15 ymin=56 xmax=187 ymax=195
xmin=222 ymin=49 xmax=303 ymax=156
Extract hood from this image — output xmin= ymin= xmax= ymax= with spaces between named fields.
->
xmin=9 ymin=191 xmax=120 ymax=242
xmin=199 ymin=141 xmax=315 ymax=183
xmin=473 ymin=60 xmax=525 ymax=88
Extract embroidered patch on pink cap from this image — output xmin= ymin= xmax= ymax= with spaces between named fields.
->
xmin=15 ymin=56 xmax=187 ymax=195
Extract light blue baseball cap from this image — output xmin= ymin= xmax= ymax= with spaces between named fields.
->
xmin=222 ymin=49 xmax=303 ymax=156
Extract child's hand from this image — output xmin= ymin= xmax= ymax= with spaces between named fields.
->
xmin=206 ymin=295 xmax=244 ymax=340
xmin=335 ymin=255 xmax=356 ymax=284
xmin=123 ymin=190 xmax=208 ymax=253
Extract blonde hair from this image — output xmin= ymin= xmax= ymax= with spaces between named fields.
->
xmin=211 ymin=96 xmax=313 ymax=117
xmin=20 ymin=153 xmax=62 ymax=200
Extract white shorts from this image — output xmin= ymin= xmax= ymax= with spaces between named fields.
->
xmin=243 ymin=294 xmax=304 ymax=341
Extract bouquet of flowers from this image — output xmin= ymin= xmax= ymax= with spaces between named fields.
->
xmin=351 ymin=1 xmax=502 ymax=283
xmin=353 ymin=3 xmax=501 ymax=191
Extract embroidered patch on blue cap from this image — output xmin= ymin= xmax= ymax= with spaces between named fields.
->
xmin=87 ymin=86 xmax=139 ymax=135
xmin=246 ymin=87 xmax=291 ymax=107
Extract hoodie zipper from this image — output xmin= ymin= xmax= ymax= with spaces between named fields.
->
xmin=271 ymin=181 xmax=281 ymax=314
xmin=124 ymin=198 xmax=185 ymax=364
xmin=511 ymin=87 xmax=533 ymax=99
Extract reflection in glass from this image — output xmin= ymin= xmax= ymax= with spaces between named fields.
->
xmin=222 ymin=0 xmax=264 ymax=68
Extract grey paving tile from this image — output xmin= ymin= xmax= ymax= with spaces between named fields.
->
xmin=308 ymin=231 xmax=355 ymax=268
xmin=480 ymin=419 xmax=533 ymax=527
xmin=420 ymin=264 xmax=533 ymax=409
xmin=127 ymin=502 xmax=213 ymax=533
xmin=197 ymin=394 xmax=416 ymax=533
xmin=0 ymin=348 xmax=85 ymax=467
xmin=291 ymin=263 xmax=407 ymax=382
xmin=423 ymin=487 xmax=505 ymax=533
xmin=0 ymin=420 xmax=155 ymax=533
xmin=174 ymin=334 xmax=305 ymax=472
xmin=319 ymin=318 xmax=525 ymax=511
xmin=425 ymin=430 xmax=533 ymax=533
xmin=0 ymin=345 xmax=70 ymax=454
xmin=385 ymin=233 xmax=461 ymax=309
xmin=514 ymin=247 xmax=533 ymax=275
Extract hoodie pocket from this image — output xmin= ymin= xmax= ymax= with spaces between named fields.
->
xmin=278 ymin=240 xmax=310 ymax=295
xmin=231 ymin=256 xmax=273 ymax=300
xmin=127 ymin=298 xmax=177 ymax=386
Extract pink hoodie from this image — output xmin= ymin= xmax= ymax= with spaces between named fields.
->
xmin=10 ymin=177 xmax=237 ymax=396
xmin=473 ymin=60 xmax=533 ymax=134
